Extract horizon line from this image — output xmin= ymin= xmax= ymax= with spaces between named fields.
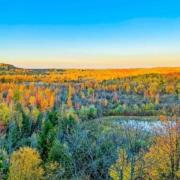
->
xmin=1 ymin=62 xmax=180 ymax=70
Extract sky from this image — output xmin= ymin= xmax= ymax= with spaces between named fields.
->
xmin=0 ymin=0 xmax=180 ymax=69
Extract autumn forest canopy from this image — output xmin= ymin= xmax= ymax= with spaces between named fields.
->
xmin=0 ymin=62 xmax=180 ymax=179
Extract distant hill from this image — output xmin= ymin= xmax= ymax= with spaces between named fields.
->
xmin=0 ymin=62 xmax=180 ymax=77
xmin=0 ymin=63 xmax=17 ymax=70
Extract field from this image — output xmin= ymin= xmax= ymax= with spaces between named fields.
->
xmin=0 ymin=63 xmax=180 ymax=179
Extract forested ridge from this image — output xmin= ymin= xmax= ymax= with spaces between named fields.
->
xmin=0 ymin=63 xmax=180 ymax=179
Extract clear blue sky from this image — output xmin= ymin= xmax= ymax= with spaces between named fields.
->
xmin=0 ymin=0 xmax=180 ymax=68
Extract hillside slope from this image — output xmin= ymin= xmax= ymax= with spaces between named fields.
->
xmin=0 ymin=63 xmax=17 ymax=70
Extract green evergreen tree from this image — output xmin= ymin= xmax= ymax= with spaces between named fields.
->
xmin=37 ymin=121 xmax=56 ymax=161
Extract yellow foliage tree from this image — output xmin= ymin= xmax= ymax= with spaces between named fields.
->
xmin=104 ymin=99 xmax=108 ymax=107
xmin=143 ymin=115 xmax=180 ymax=179
xmin=9 ymin=147 xmax=44 ymax=180
xmin=67 ymin=86 xmax=73 ymax=106
xmin=0 ymin=103 xmax=10 ymax=125
xmin=29 ymin=96 xmax=36 ymax=107
xmin=67 ymin=96 xmax=72 ymax=107
xmin=31 ymin=108 xmax=40 ymax=123
xmin=109 ymin=150 xmax=142 ymax=180
xmin=44 ymin=161 xmax=65 ymax=180
xmin=41 ymin=99 xmax=48 ymax=112
xmin=49 ymin=94 xmax=55 ymax=109
xmin=80 ymin=92 xmax=85 ymax=99
xmin=126 ymin=83 xmax=131 ymax=93
xmin=166 ymin=85 xmax=175 ymax=94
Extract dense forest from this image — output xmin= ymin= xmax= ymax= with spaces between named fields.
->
xmin=0 ymin=63 xmax=180 ymax=179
